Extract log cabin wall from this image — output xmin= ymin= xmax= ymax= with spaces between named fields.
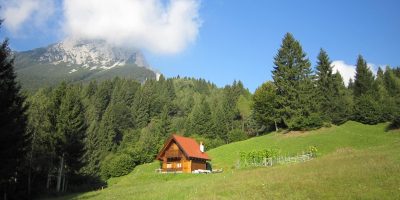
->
xmin=157 ymin=135 xmax=211 ymax=173
xmin=191 ymin=159 xmax=206 ymax=171
xmin=162 ymin=141 xmax=187 ymax=172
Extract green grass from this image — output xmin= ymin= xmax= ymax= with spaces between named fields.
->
xmin=46 ymin=121 xmax=400 ymax=200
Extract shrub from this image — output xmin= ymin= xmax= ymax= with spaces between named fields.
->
xmin=100 ymin=153 xmax=135 ymax=180
xmin=307 ymin=146 xmax=318 ymax=157
xmin=227 ymin=129 xmax=248 ymax=143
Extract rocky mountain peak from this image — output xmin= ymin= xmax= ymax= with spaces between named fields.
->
xmin=38 ymin=38 xmax=149 ymax=70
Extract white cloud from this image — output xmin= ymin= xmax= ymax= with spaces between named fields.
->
xmin=62 ymin=0 xmax=201 ymax=54
xmin=331 ymin=60 xmax=379 ymax=86
xmin=331 ymin=60 xmax=356 ymax=86
xmin=1 ymin=0 xmax=55 ymax=33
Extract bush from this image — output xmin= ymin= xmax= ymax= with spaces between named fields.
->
xmin=100 ymin=153 xmax=135 ymax=180
xmin=287 ymin=113 xmax=323 ymax=131
xmin=353 ymin=94 xmax=381 ymax=124
xmin=389 ymin=115 xmax=400 ymax=130
xmin=227 ymin=129 xmax=248 ymax=143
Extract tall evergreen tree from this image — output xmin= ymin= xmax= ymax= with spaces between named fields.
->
xmin=352 ymin=55 xmax=380 ymax=124
xmin=26 ymin=88 xmax=58 ymax=195
xmin=0 ymin=31 xmax=29 ymax=198
xmin=315 ymin=49 xmax=335 ymax=122
xmin=55 ymin=86 xmax=86 ymax=192
xmin=188 ymin=97 xmax=213 ymax=137
xmin=353 ymin=55 xmax=375 ymax=97
xmin=330 ymin=72 xmax=353 ymax=124
xmin=252 ymin=81 xmax=278 ymax=132
xmin=315 ymin=49 xmax=352 ymax=124
xmin=272 ymin=33 xmax=321 ymax=130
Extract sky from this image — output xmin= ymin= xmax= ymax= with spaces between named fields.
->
xmin=1 ymin=0 xmax=400 ymax=92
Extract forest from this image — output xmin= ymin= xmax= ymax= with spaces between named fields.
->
xmin=1 ymin=32 xmax=400 ymax=199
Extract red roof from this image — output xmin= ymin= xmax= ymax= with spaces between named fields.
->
xmin=157 ymin=134 xmax=211 ymax=161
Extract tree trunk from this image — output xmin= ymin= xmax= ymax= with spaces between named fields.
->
xmin=65 ymin=178 xmax=68 ymax=193
xmin=274 ymin=120 xmax=278 ymax=132
xmin=61 ymin=175 xmax=66 ymax=192
xmin=242 ymin=118 xmax=245 ymax=132
xmin=28 ymin=130 xmax=36 ymax=195
xmin=46 ymin=173 xmax=50 ymax=189
xmin=56 ymin=154 xmax=64 ymax=192
xmin=28 ymin=170 xmax=31 ymax=195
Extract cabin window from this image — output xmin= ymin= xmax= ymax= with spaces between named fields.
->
xmin=166 ymin=163 xmax=172 ymax=168
xmin=177 ymin=163 xmax=182 ymax=168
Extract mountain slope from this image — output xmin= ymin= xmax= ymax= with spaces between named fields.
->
xmin=13 ymin=39 xmax=159 ymax=90
xmin=47 ymin=121 xmax=400 ymax=200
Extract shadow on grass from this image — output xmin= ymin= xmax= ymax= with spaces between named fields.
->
xmin=385 ymin=120 xmax=400 ymax=132
xmin=41 ymin=192 xmax=100 ymax=200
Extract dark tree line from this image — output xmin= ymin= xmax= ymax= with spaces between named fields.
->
xmin=252 ymin=33 xmax=400 ymax=132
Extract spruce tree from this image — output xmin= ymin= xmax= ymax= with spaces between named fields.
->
xmin=353 ymin=55 xmax=380 ymax=124
xmin=315 ymin=49 xmax=335 ymax=122
xmin=55 ymin=86 xmax=86 ymax=192
xmin=272 ymin=33 xmax=320 ymax=130
xmin=0 ymin=33 xmax=29 ymax=198
xmin=353 ymin=55 xmax=375 ymax=97
xmin=252 ymin=81 xmax=278 ymax=132
xmin=375 ymin=67 xmax=395 ymax=121
xmin=188 ymin=97 xmax=213 ymax=137
xmin=330 ymin=72 xmax=353 ymax=124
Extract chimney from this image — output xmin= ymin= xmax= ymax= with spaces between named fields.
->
xmin=200 ymin=141 xmax=204 ymax=153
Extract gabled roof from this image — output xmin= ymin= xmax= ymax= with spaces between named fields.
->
xmin=156 ymin=134 xmax=211 ymax=161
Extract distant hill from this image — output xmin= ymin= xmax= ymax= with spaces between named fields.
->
xmin=13 ymin=39 xmax=160 ymax=90
xmin=48 ymin=121 xmax=400 ymax=199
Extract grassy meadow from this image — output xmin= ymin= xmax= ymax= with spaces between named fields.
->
xmin=47 ymin=121 xmax=400 ymax=199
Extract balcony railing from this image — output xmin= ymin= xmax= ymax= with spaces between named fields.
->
xmin=165 ymin=150 xmax=182 ymax=158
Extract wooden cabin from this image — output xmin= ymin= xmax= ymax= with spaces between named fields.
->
xmin=156 ymin=134 xmax=211 ymax=173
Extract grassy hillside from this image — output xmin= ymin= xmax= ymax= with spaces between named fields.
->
xmin=47 ymin=121 xmax=400 ymax=199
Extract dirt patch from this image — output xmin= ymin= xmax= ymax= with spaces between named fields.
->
xmin=335 ymin=147 xmax=354 ymax=153
xmin=280 ymin=127 xmax=332 ymax=138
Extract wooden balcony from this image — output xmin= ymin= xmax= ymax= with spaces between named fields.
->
xmin=165 ymin=150 xmax=182 ymax=158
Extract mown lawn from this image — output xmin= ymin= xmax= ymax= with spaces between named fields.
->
xmin=46 ymin=121 xmax=400 ymax=200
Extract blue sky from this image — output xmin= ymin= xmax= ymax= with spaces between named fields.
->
xmin=1 ymin=0 xmax=400 ymax=92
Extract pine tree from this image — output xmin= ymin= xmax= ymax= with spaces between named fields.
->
xmin=330 ymin=72 xmax=353 ymax=124
xmin=348 ymin=78 xmax=355 ymax=90
xmin=158 ymin=105 xmax=172 ymax=138
xmin=353 ymin=55 xmax=380 ymax=124
xmin=315 ymin=49 xmax=352 ymax=125
xmin=383 ymin=66 xmax=400 ymax=97
xmin=252 ymin=81 xmax=278 ymax=132
xmin=315 ymin=49 xmax=335 ymax=122
xmin=26 ymin=88 xmax=58 ymax=194
xmin=272 ymin=33 xmax=321 ymax=130
xmin=0 ymin=33 xmax=29 ymax=198
xmin=188 ymin=97 xmax=213 ymax=137
xmin=55 ymin=86 xmax=86 ymax=192
xmin=353 ymin=55 xmax=375 ymax=97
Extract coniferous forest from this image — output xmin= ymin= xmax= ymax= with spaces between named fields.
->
xmin=1 ymin=26 xmax=400 ymax=199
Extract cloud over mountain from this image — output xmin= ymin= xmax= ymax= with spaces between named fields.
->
xmin=1 ymin=0 xmax=55 ymax=34
xmin=1 ymin=0 xmax=201 ymax=54
xmin=63 ymin=0 xmax=201 ymax=54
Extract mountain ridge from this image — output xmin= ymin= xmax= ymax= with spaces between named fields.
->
xmin=13 ymin=39 xmax=160 ymax=90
